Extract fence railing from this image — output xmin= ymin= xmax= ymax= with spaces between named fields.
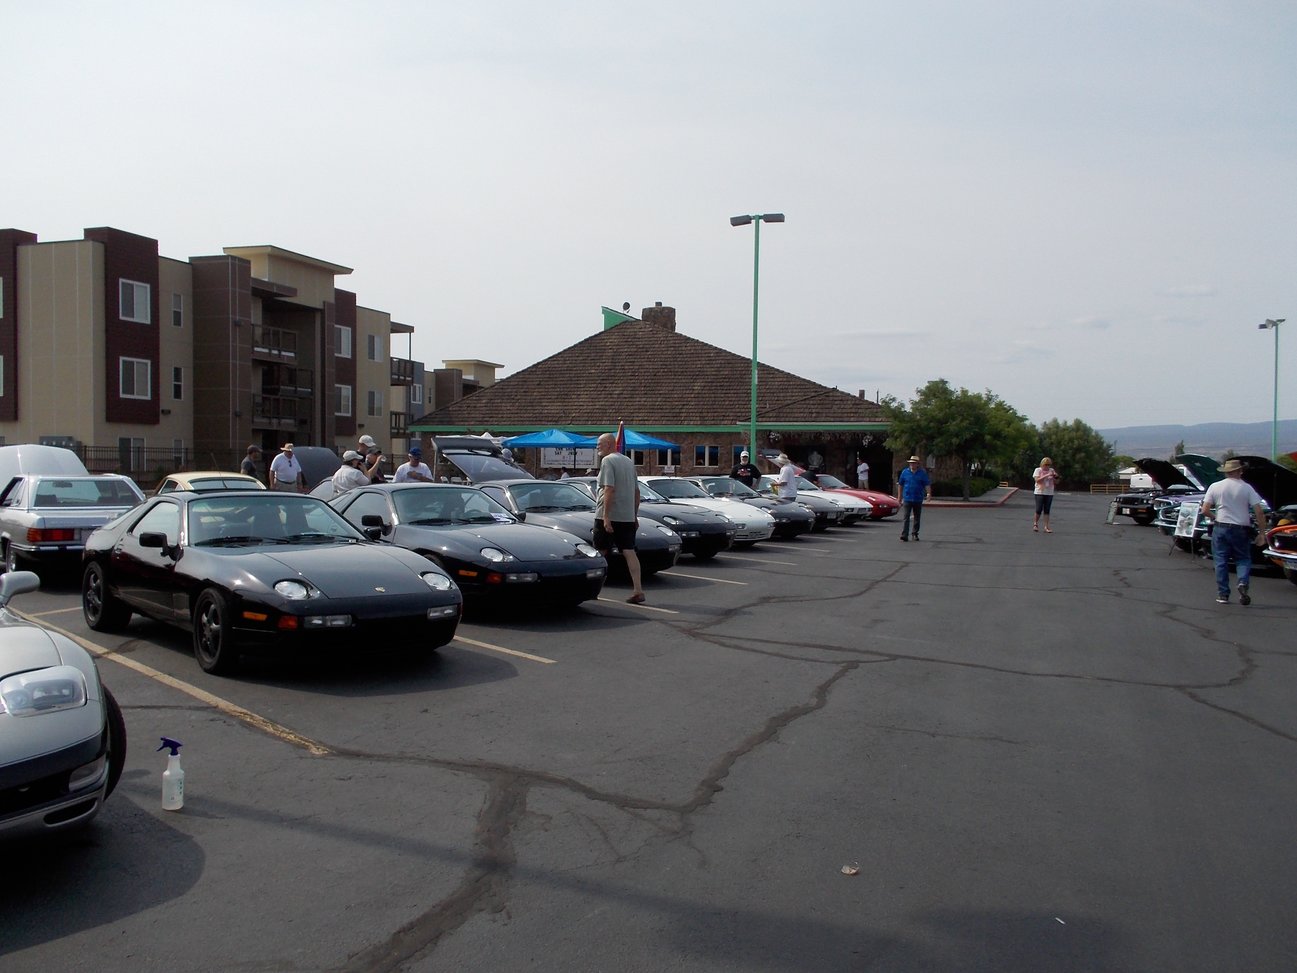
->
xmin=1089 ymin=483 xmax=1126 ymax=494
xmin=80 ymin=445 xmax=247 ymax=488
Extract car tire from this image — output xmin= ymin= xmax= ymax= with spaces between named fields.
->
xmin=193 ymin=588 xmax=240 ymax=675
xmin=103 ymin=686 xmax=127 ymax=798
xmin=1132 ymin=511 xmax=1155 ymax=525
xmin=692 ymin=550 xmax=718 ymax=561
xmin=2 ymin=542 xmax=20 ymax=575
xmin=83 ymin=562 xmax=132 ymax=632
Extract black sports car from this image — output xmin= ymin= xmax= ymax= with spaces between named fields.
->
xmin=81 ymin=492 xmax=462 ymax=675
xmin=1 ymin=570 xmax=126 ymax=835
xmin=330 ymin=483 xmax=608 ymax=607
xmin=753 ymin=476 xmax=845 ymax=531
xmin=563 ymin=476 xmax=737 ymax=560
xmin=1114 ymin=458 xmax=1204 ymax=525
xmin=476 ymin=479 xmax=681 ymax=576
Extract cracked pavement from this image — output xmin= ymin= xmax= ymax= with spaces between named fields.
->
xmin=3 ymin=493 xmax=1295 ymax=972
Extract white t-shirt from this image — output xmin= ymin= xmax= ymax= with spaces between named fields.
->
xmin=856 ymin=461 xmax=869 ymax=481
xmin=1033 ymin=467 xmax=1059 ymax=496
xmin=394 ymin=461 xmax=433 ymax=483
xmin=1202 ymin=477 xmax=1265 ymax=527
xmin=776 ymin=463 xmax=798 ymax=501
xmin=269 ymin=453 xmax=302 ymax=490
xmin=331 ymin=465 xmax=369 ymax=497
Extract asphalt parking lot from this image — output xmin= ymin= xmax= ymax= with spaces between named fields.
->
xmin=3 ymin=493 xmax=1296 ymax=973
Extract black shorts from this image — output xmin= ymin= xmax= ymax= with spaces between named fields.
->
xmin=593 ymin=520 xmax=637 ymax=552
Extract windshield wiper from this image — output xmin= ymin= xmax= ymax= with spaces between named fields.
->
xmin=409 ymin=517 xmax=453 ymax=526
xmin=283 ymin=532 xmax=343 ymax=544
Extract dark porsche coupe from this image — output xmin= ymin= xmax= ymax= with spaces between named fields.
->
xmin=330 ymin=483 xmax=608 ymax=607
xmin=81 ymin=492 xmax=462 ymax=675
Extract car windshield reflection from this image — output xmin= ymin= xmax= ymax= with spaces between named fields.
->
xmin=188 ymin=495 xmax=364 ymax=546
xmin=392 ymin=486 xmax=515 ymax=526
xmin=648 ymin=479 xmax=710 ymax=500
xmin=509 ymin=482 xmax=595 ymax=512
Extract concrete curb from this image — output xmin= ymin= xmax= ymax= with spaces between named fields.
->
xmin=925 ymin=486 xmax=1021 ymax=509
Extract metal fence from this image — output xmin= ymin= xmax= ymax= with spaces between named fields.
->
xmin=80 ymin=445 xmax=246 ymax=488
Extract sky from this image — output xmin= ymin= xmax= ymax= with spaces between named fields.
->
xmin=4 ymin=1 xmax=1294 ymax=430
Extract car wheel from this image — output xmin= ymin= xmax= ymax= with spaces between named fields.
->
xmin=83 ymin=562 xmax=132 ymax=632
xmin=2 ymin=542 xmax=20 ymax=574
xmin=1132 ymin=511 xmax=1155 ymax=525
xmin=692 ymin=550 xmax=718 ymax=561
xmin=103 ymin=686 xmax=127 ymax=798
xmin=193 ymin=588 xmax=240 ymax=675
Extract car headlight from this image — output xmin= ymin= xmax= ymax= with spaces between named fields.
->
xmin=0 ymin=666 xmax=87 ymax=717
xmin=654 ymin=524 xmax=679 ymax=539
xmin=575 ymin=542 xmax=601 ymax=558
xmin=661 ymin=515 xmax=683 ymax=526
xmin=421 ymin=571 xmax=454 ymax=591
xmin=274 ymin=579 xmax=316 ymax=600
xmin=479 ymin=547 xmax=515 ymax=563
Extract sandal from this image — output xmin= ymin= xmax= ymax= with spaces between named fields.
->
xmin=626 ymin=593 xmax=646 ymax=605
xmin=1033 ymin=525 xmax=1039 ymax=532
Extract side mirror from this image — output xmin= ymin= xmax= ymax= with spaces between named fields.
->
xmin=139 ymin=531 xmax=178 ymax=558
xmin=514 ymin=511 xmax=526 ymax=522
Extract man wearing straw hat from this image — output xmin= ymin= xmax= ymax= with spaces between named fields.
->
xmin=896 ymin=455 xmax=931 ymax=542
xmin=1200 ymin=458 xmax=1268 ymax=605
xmin=269 ymin=443 xmax=305 ymax=493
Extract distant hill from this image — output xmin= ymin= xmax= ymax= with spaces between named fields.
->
xmin=1097 ymin=420 xmax=1297 ymax=460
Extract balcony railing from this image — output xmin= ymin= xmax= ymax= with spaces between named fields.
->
xmin=251 ymin=324 xmax=298 ymax=360
xmin=389 ymin=411 xmax=410 ymax=438
xmin=390 ymin=357 xmax=415 ymax=385
xmin=252 ymin=394 xmax=304 ymax=430
xmin=261 ymin=365 xmax=314 ymax=397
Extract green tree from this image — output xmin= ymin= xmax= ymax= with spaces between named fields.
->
xmin=1036 ymin=418 xmax=1116 ymax=489
xmin=1171 ymin=439 xmax=1186 ymax=459
xmin=882 ymin=379 xmax=1033 ymax=499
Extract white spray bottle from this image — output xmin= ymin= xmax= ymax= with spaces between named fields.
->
xmin=158 ymin=737 xmax=185 ymax=811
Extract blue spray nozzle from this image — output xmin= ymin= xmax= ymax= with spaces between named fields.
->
xmin=157 ymin=737 xmax=183 ymax=755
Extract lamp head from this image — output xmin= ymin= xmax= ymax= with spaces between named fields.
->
xmin=730 ymin=215 xmax=753 ymax=227
xmin=1259 ymin=318 xmax=1285 ymax=329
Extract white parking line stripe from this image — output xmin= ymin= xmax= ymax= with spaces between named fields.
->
xmin=595 ymin=597 xmax=679 ymax=614
xmin=28 ymin=606 xmax=85 ymax=617
xmin=452 ymin=635 xmax=556 ymax=665
xmin=13 ymin=610 xmax=333 ymax=756
xmin=665 ymin=571 xmax=748 ymax=585
xmin=722 ymin=554 xmax=800 ymax=566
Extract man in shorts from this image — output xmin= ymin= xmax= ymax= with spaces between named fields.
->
xmin=594 ymin=431 xmax=645 ymax=604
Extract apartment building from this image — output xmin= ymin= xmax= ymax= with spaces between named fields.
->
xmin=0 ymin=225 xmax=443 ymax=479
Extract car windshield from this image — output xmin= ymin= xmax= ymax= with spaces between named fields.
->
xmin=816 ymin=473 xmax=849 ymax=489
xmin=648 ymin=478 xmax=710 ymax=500
xmin=32 ymin=477 xmax=142 ymax=507
xmin=636 ymin=481 xmax=669 ymax=502
xmin=435 ymin=448 xmax=531 ymax=484
xmin=187 ymin=494 xmax=365 ymax=546
xmin=701 ymin=477 xmax=757 ymax=499
xmin=392 ymin=486 xmax=515 ymax=525
xmin=508 ymin=481 xmax=595 ymax=512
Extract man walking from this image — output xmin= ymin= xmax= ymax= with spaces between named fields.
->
xmin=1200 ymin=458 xmax=1269 ymax=605
xmin=897 ymin=455 xmax=931 ymax=541
xmin=594 ymin=432 xmax=645 ymax=605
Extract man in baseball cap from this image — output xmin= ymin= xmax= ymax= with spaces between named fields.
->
xmin=394 ymin=445 xmax=434 ymax=483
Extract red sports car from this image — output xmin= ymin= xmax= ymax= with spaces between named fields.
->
xmin=809 ymin=473 xmax=899 ymax=520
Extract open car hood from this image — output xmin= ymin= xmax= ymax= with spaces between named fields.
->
xmin=1133 ymin=458 xmax=1195 ymax=490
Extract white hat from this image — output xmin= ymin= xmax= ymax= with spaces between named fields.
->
xmin=358 ymin=435 xmax=377 ymax=448
xmin=281 ymin=442 xmax=295 ymax=451
xmin=740 ymin=450 xmax=749 ymax=458
xmin=775 ymin=453 xmax=792 ymax=466
xmin=342 ymin=450 xmax=363 ymax=463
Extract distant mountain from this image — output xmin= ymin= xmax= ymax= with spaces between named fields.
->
xmin=1097 ymin=420 xmax=1297 ymax=460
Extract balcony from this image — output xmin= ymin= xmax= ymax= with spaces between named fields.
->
xmin=261 ymin=365 xmax=314 ymax=397
xmin=390 ymin=357 xmax=415 ymax=385
xmin=251 ymin=324 xmax=298 ymax=361
xmin=390 ymin=412 xmax=410 ymax=438
xmin=252 ymin=394 xmax=304 ymax=431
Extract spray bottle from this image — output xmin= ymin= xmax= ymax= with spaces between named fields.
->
xmin=158 ymin=737 xmax=185 ymax=811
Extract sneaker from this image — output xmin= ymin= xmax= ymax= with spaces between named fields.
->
xmin=912 ymin=535 xmax=920 ymax=541
xmin=900 ymin=535 xmax=908 ymax=542
xmin=1238 ymin=585 xmax=1251 ymax=606
xmin=1215 ymin=595 xmax=1229 ymax=604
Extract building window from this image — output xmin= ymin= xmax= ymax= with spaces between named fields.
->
xmin=120 ymin=358 xmax=151 ymax=399
xmin=172 ymin=293 xmax=183 ymax=328
xmin=118 ymin=437 xmax=145 ymax=471
xmin=694 ymin=445 xmax=719 ymax=468
xmin=335 ymin=384 xmax=352 ymax=417
xmin=120 ymin=280 xmax=151 ymax=323
xmin=172 ymin=366 xmax=183 ymax=401
xmin=367 ymin=389 xmax=384 ymax=417
xmin=334 ymin=325 xmax=352 ymax=359
xmin=367 ymin=333 xmax=382 ymax=361
xmin=658 ymin=447 xmax=680 ymax=467
xmin=172 ymin=439 xmax=185 ymax=467
xmin=410 ymin=383 xmax=423 ymax=406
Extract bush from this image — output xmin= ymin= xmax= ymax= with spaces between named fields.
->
xmin=931 ymin=476 xmax=998 ymax=498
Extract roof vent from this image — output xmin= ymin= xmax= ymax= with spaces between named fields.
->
xmin=641 ymin=303 xmax=676 ymax=332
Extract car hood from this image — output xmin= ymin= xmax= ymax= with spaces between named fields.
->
xmin=0 ymin=621 xmax=74 ymax=679
xmin=399 ymin=522 xmax=591 ymax=560
xmin=1235 ymin=456 xmax=1297 ymax=509
xmin=0 ymin=622 xmax=104 ymax=770
xmin=638 ymin=500 xmax=726 ymax=523
xmin=210 ymin=543 xmax=454 ymax=598
xmin=519 ymin=511 xmax=676 ymax=550
xmin=1133 ymin=458 xmax=1194 ymax=490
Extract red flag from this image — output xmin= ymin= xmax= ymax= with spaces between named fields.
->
xmin=614 ymin=420 xmax=626 ymax=454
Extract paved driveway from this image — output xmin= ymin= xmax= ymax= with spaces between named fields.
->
xmin=3 ymin=493 xmax=1294 ymax=972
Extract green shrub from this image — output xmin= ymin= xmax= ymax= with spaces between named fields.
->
xmin=931 ymin=476 xmax=998 ymax=498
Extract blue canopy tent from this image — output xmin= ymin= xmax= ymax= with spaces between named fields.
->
xmin=615 ymin=428 xmax=679 ymax=451
xmin=501 ymin=428 xmax=593 ymax=448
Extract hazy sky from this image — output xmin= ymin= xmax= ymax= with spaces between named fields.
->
xmin=5 ymin=1 xmax=1293 ymax=429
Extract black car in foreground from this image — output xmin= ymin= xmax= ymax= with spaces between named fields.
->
xmin=330 ymin=483 xmax=608 ymax=607
xmin=2 ymin=570 xmax=125 ymax=835
xmin=564 ymin=476 xmax=738 ymax=560
xmin=81 ymin=492 xmax=462 ymax=675
xmin=476 ymin=479 xmax=681 ymax=576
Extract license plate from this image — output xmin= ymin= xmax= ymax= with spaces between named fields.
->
xmin=1120 ymin=507 xmax=1131 ymax=514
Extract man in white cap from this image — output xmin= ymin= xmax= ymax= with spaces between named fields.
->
xmin=730 ymin=449 xmax=760 ymax=488
xmin=269 ymin=443 xmax=304 ymax=493
xmin=358 ymin=434 xmax=386 ymax=484
xmin=331 ymin=450 xmax=369 ymax=497
xmin=1200 ymin=458 xmax=1269 ymax=605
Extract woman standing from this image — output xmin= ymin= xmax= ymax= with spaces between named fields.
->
xmin=1033 ymin=457 xmax=1060 ymax=532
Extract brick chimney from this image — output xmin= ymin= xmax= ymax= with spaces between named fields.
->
xmin=641 ymin=302 xmax=676 ymax=332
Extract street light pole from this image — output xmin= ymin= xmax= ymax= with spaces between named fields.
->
xmin=1258 ymin=318 xmax=1285 ymax=461
xmin=730 ymin=212 xmax=784 ymax=459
